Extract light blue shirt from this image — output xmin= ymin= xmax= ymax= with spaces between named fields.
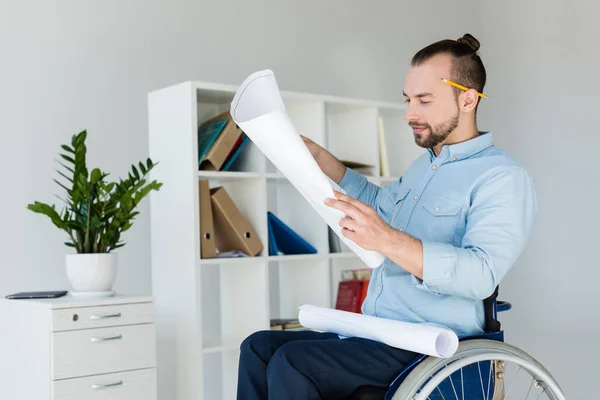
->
xmin=338 ymin=132 xmax=538 ymax=337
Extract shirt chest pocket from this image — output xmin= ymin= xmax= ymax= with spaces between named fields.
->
xmin=418 ymin=194 xmax=463 ymax=245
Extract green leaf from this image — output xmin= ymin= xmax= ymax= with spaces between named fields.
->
xmin=27 ymin=201 xmax=67 ymax=230
xmin=60 ymin=153 xmax=75 ymax=164
xmin=53 ymin=179 xmax=71 ymax=193
xmin=91 ymin=215 xmax=101 ymax=228
xmin=61 ymin=145 xmax=75 ymax=153
xmin=64 ymin=242 xmax=76 ymax=248
xmin=139 ymin=162 xmax=147 ymax=175
xmin=57 ymin=160 xmax=75 ymax=174
xmin=55 ymin=168 xmax=73 ymax=183
xmin=90 ymin=168 xmax=102 ymax=185
xmin=132 ymin=165 xmax=140 ymax=180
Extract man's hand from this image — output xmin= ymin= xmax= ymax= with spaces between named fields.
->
xmin=325 ymin=190 xmax=424 ymax=279
xmin=324 ymin=190 xmax=393 ymax=252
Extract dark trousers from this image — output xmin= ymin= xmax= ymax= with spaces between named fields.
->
xmin=236 ymin=330 xmax=419 ymax=400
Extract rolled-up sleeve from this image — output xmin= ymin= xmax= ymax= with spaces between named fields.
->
xmin=413 ymin=166 xmax=538 ymax=300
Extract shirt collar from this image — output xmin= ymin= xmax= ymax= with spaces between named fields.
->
xmin=428 ymin=131 xmax=493 ymax=162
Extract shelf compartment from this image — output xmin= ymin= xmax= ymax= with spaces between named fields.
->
xmin=200 ymin=261 xmax=269 ymax=353
xmin=266 ymin=179 xmax=327 ymax=255
xmin=269 ymin=258 xmax=330 ymax=320
xmin=326 ymin=103 xmax=379 ymax=178
xmin=202 ymin=350 xmax=240 ymax=400
xmin=200 ymin=178 xmax=267 ymax=258
xmin=196 ymin=88 xmax=264 ymax=174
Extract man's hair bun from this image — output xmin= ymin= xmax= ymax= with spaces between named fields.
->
xmin=457 ymin=33 xmax=480 ymax=52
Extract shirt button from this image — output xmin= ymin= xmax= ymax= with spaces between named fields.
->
xmin=413 ymin=195 xmax=419 ymax=200
xmin=431 ymin=165 xmax=438 ymax=170
xmin=399 ymin=227 xmax=404 ymax=232
xmin=377 ymin=284 xmax=382 ymax=291
xmin=434 ymin=207 xmax=440 ymax=212
xmin=452 ymin=157 xmax=457 ymax=161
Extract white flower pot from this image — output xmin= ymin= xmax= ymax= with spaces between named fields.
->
xmin=66 ymin=253 xmax=118 ymax=296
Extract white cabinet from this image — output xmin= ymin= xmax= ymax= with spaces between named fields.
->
xmin=0 ymin=295 xmax=157 ymax=400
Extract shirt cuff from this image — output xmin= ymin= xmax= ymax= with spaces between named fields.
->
xmin=338 ymin=167 xmax=368 ymax=199
xmin=412 ymin=241 xmax=458 ymax=295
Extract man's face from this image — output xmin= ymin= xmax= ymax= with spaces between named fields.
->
xmin=403 ymin=54 xmax=461 ymax=149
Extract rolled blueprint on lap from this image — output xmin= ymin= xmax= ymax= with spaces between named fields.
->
xmin=298 ymin=304 xmax=459 ymax=358
xmin=230 ymin=69 xmax=385 ymax=268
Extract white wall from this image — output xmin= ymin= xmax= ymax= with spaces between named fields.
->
xmin=475 ymin=1 xmax=599 ymax=397
xmin=0 ymin=2 xmax=472 ymax=294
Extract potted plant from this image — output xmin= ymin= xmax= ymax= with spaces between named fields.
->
xmin=26 ymin=130 xmax=163 ymax=296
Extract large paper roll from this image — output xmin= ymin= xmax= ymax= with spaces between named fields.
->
xmin=298 ymin=304 xmax=459 ymax=358
xmin=230 ymin=69 xmax=385 ymax=269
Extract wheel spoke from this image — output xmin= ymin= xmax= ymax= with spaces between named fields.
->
xmin=478 ymin=362 xmax=486 ymax=399
xmin=486 ymin=360 xmax=492 ymax=400
xmin=436 ymin=385 xmax=447 ymax=400
xmin=460 ymin=366 xmax=464 ymax=400
xmin=504 ymin=366 xmax=521 ymax=399
xmin=525 ymin=378 xmax=535 ymax=399
xmin=448 ymin=372 xmax=459 ymax=400
xmin=534 ymin=387 xmax=547 ymax=400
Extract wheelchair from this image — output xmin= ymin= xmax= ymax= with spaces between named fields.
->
xmin=352 ymin=287 xmax=566 ymax=400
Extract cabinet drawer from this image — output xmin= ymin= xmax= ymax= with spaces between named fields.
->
xmin=52 ymin=302 xmax=154 ymax=331
xmin=52 ymin=324 xmax=156 ymax=380
xmin=53 ymin=368 xmax=156 ymax=400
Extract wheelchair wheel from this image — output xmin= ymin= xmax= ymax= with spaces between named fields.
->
xmin=391 ymin=339 xmax=565 ymax=400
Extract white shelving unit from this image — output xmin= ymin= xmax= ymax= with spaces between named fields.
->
xmin=147 ymin=80 xmax=422 ymax=400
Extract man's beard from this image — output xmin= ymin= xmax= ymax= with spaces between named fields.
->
xmin=410 ymin=109 xmax=459 ymax=149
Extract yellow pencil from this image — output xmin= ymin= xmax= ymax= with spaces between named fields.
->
xmin=442 ymin=78 xmax=488 ymax=99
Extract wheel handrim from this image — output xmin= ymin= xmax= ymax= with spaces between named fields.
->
xmin=409 ymin=352 xmax=566 ymax=400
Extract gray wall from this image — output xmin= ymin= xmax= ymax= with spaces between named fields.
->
xmin=475 ymin=1 xmax=598 ymax=397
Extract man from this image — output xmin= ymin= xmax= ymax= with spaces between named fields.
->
xmin=236 ymin=33 xmax=538 ymax=399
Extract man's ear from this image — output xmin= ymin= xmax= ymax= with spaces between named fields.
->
xmin=460 ymin=89 xmax=479 ymax=112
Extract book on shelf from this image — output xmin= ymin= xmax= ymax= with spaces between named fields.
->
xmin=198 ymin=111 xmax=249 ymax=171
xmin=267 ymin=211 xmax=318 ymax=256
xmin=270 ymin=318 xmax=306 ymax=331
xmin=378 ymin=116 xmax=390 ymax=177
xmin=335 ymin=268 xmax=372 ymax=314
xmin=198 ymin=182 xmax=264 ymax=259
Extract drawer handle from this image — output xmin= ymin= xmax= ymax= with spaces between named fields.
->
xmin=90 ymin=334 xmax=122 ymax=343
xmin=90 ymin=312 xmax=122 ymax=320
xmin=91 ymin=380 xmax=123 ymax=390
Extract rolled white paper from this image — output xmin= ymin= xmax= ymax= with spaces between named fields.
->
xmin=230 ymin=69 xmax=385 ymax=269
xmin=298 ymin=304 xmax=459 ymax=358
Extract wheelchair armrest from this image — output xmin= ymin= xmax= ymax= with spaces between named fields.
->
xmin=496 ymin=301 xmax=512 ymax=312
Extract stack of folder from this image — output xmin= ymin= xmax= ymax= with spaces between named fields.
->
xmin=198 ymin=111 xmax=250 ymax=171
xmin=199 ymin=180 xmax=264 ymax=259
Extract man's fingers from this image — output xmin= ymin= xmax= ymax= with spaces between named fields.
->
xmin=333 ymin=191 xmax=374 ymax=215
xmin=325 ymin=197 xmax=362 ymax=220
xmin=339 ymin=215 xmax=358 ymax=232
